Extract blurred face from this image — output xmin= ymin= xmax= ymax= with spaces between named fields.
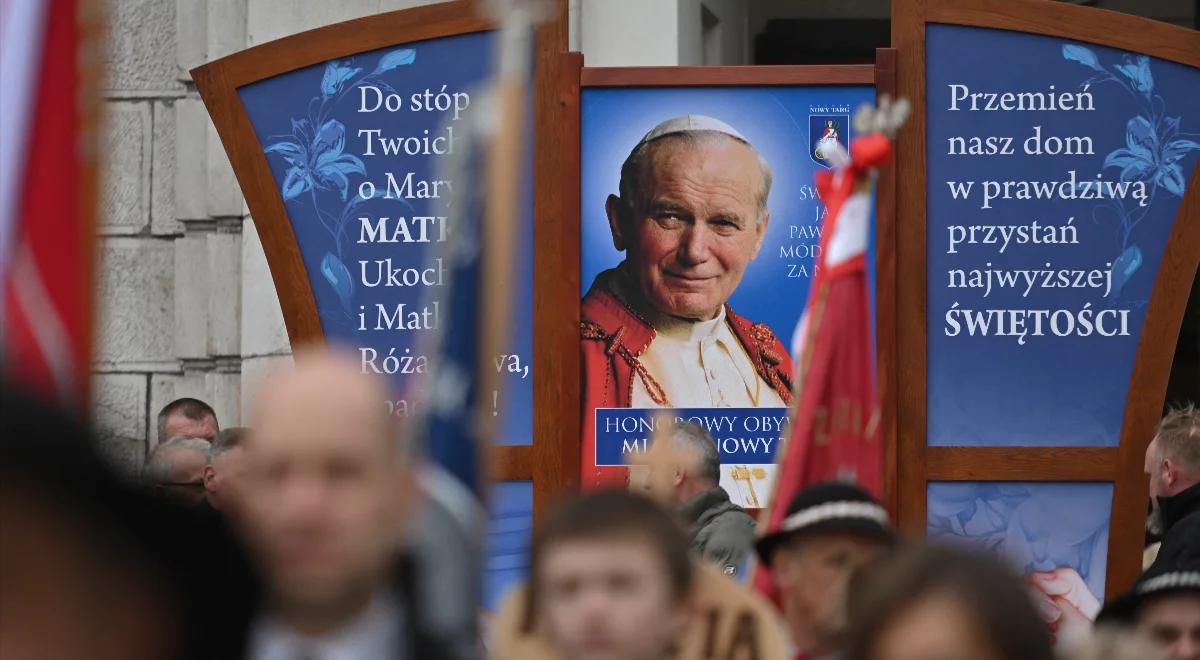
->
xmin=1146 ymin=437 xmax=1167 ymax=499
xmin=1146 ymin=437 xmax=1170 ymax=534
xmin=1138 ymin=593 xmax=1200 ymax=660
xmin=627 ymin=464 xmax=651 ymax=494
xmin=163 ymin=413 xmax=218 ymax=442
xmin=242 ymin=377 xmax=408 ymax=618
xmin=539 ymin=536 xmax=687 ymax=660
xmin=608 ymin=137 xmax=768 ymax=321
xmin=625 ymin=454 xmax=693 ymax=505
xmin=870 ymin=592 xmax=1002 ymax=660
xmin=203 ymin=447 xmax=246 ymax=513
xmin=773 ymin=531 xmax=887 ymax=647
xmin=154 ymin=449 xmax=208 ymax=507
xmin=0 ymin=487 xmax=178 ymax=660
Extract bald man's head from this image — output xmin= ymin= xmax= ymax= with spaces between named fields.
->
xmin=252 ymin=350 xmax=399 ymax=457
xmin=240 ymin=348 xmax=413 ymax=630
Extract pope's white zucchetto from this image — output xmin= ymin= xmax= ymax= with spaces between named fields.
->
xmin=634 ymin=114 xmax=749 ymax=149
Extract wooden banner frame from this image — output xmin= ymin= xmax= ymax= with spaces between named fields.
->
xmin=891 ymin=0 xmax=1200 ymax=597
xmin=190 ymin=0 xmax=575 ymax=520
xmin=573 ymin=55 xmax=897 ymax=510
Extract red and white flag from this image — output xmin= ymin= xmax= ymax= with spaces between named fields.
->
xmin=754 ymin=108 xmax=904 ymax=599
xmin=1 ymin=0 xmax=98 ymax=408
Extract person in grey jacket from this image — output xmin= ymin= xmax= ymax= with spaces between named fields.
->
xmin=664 ymin=420 xmax=756 ymax=577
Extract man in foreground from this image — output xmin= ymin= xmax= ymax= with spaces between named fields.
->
xmin=2 ymin=387 xmax=257 ymax=660
xmin=239 ymin=348 xmax=453 ymax=659
xmin=531 ymin=490 xmax=694 ymax=660
xmin=756 ymin=482 xmax=894 ymax=660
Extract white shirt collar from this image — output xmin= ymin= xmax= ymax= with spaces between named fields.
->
xmin=248 ymin=590 xmax=404 ymax=660
xmin=654 ymin=305 xmax=727 ymax=343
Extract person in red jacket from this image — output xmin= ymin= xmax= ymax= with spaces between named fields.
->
xmin=581 ymin=115 xmax=794 ymax=488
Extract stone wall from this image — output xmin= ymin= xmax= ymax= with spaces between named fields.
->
xmin=92 ymin=0 xmax=723 ymax=470
xmin=92 ymin=0 xmax=434 ymax=471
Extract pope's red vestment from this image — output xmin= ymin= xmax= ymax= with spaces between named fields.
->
xmin=579 ymin=268 xmax=795 ymax=488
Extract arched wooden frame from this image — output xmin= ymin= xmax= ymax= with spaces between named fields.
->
xmin=890 ymin=0 xmax=1200 ymax=597
xmin=572 ymin=56 xmax=898 ymax=507
xmin=190 ymin=0 xmax=578 ymax=521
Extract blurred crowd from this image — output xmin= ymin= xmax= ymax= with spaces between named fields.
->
xmin=1 ymin=347 xmax=1197 ymax=660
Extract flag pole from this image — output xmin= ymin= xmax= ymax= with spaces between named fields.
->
xmin=476 ymin=1 xmax=535 ymax=464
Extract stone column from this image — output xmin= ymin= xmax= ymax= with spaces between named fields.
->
xmin=92 ymin=0 xmax=249 ymax=471
xmin=93 ymin=0 xmax=192 ymax=470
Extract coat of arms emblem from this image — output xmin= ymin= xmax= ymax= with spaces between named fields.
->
xmin=809 ymin=114 xmax=848 ymax=168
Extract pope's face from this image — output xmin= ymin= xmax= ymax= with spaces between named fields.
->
xmin=609 ymin=136 xmax=768 ymax=321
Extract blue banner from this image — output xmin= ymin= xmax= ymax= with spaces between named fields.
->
xmin=925 ymin=24 xmax=1200 ymax=446
xmin=594 ymin=407 xmax=788 ymax=466
xmin=580 ymin=85 xmax=874 ymax=509
xmin=238 ymin=31 xmax=534 ymax=448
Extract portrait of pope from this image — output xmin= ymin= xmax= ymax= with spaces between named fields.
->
xmin=581 ymin=115 xmax=794 ymax=411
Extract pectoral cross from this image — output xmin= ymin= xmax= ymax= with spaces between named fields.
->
xmin=730 ymin=465 xmax=768 ymax=508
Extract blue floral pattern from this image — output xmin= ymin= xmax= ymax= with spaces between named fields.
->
xmin=266 ymin=119 xmax=365 ymax=202
xmin=263 ymin=49 xmax=417 ymax=316
xmin=1063 ymin=45 xmax=1200 ymax=299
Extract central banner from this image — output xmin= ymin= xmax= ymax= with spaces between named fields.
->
xmin=579 ymin=83 xmax=875 ymax=508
